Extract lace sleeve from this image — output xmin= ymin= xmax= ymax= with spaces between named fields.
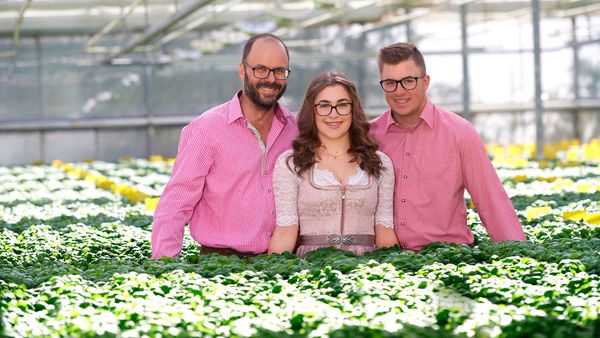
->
xmin=375 ymin=151 xmax=395 ymax=228
xmin=273 ymin=150 xmax=299 ymax=227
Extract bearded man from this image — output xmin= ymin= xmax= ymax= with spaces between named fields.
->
xmin=152 ymin=34 xmax=297 ymax=258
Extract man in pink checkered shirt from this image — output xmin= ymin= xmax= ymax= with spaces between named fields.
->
xmin=151 ymin=34 xmax=297 ymax=258
xmin=370 ymin=42 xmax=526 ymax=252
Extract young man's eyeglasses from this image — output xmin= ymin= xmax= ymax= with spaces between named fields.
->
xmin=314 ymin=102 xmax=353 ymax=116
xmin=379 ymin=76 xmax=425 ymax=92
xmin=243 ymin=62 xmax=290 ymax=80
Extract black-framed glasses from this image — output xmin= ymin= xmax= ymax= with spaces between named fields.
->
xmin=243 ymin=62 xmax=290 ymax=80
xmin=379 ymin=76 xmax=425 ymax=92
xmin=314 ymin=102 xmax=353 ymax=116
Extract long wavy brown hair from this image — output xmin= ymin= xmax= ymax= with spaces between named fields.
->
xmin=289 ymin=71 xmax=383 ymax=178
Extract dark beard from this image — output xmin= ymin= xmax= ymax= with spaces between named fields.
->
xmin=244 ymin=76 xmax=287 ymax=110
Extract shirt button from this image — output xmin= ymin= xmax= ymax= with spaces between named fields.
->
xmin=405 ymin=152 xmax=410 ymax=156
xmin=401 ymin=198 xmax=406 ymax=202
xmin=409 ymin=130 xmax=414 ymax=134
xmin=267 ymin=189 xmax=272 ymax=193
xmin=403 ymin=175 xmax=408 ymax=179
xmin=264 ymin=170 xmax=268 ymax=175
xmin=271 ymin=210 xmax=275 ymax=215
xmin=400 ymin=222 xmax=405 ymax=226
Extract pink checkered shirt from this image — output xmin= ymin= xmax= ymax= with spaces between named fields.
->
xmin=369 ymin=99 xmax=525 ymax=252
xmin=151 ymin=92 xmax=297 ymax=258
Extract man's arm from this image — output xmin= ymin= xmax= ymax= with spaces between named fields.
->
xmin=459 ymin=123 xmax=526 ymax=242
xmin=151 ymin=123 xmax=215 ymax=258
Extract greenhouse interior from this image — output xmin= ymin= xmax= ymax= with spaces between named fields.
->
xmin=1 ymin=0 xmax=599 ymax=337
xmin=0 ymin=0 xmax=599 ymax=164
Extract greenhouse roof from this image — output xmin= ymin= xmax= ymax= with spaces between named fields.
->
xmin=1 ymin=0 xmax=599 ymax=62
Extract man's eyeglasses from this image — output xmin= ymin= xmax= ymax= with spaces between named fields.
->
xmin=314 ymin=102 xmax=353 ymax=117
xmin=243 ymin=62 xmax=290 ymax=80
xmin=379 ymin=76 xmax=425 ymax=92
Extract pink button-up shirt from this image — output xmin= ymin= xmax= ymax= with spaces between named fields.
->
xmin=151 ymin=92 xmax=297 ymax=258
xmin=369 ymin=99 xmax=525 ymax=252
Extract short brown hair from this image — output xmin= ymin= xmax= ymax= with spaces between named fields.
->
xmin=377 ymin=42 xmax=426 ymax=74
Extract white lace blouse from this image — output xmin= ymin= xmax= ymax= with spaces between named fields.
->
xmin=273 ymin=149 xmax=395 ymax=228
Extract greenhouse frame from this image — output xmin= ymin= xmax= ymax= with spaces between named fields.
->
xmin=0 ymin=0 xmax=599 ymax=164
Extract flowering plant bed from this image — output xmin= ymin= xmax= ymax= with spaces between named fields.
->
xmin=1 ymin=161 xmax=598 ymax=337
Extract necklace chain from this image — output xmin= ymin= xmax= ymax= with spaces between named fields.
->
xmin=320 ymin=146 xmax=348 ymax=160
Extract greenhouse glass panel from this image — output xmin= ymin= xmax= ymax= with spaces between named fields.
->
xmin=540 ymin=49 xmax=573 ymax=101
xmin=149 ymin=61 xmax=239 ymax=116
xmin=85 ymin=64 xmax=145 ymax=118
xmin=425 ymin=54 xmax=462 ymax=107
xmin=40 ymin=36 xmax=92 ymax=119
xmin=470 ymin=53 xmax=534 ymax=104
xmin=0 ymin=38 xmax=40 ymax=120
xmin=578 ymin=44 xmax=600 ymax=99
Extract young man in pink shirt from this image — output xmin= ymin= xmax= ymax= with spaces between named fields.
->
xmin=151 ymin=34 xmax=297 ymax=259
xmin=369 ymin=42 xmax=526 ymax=252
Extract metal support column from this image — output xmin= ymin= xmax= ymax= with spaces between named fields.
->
xmin=571 ymin=16 xmax=580 ymax=140
xmin=142 ymin=0 xmax=155 ymax=158
xmin=406 ymin=10 xmax=413 ymax=42
xmin=532 ymin=0 xmax=544 ymax=158
xmin=35 ymin=35 xmax=43 ymax=118
xmin=35 ymin=35 xmax=45 ymax=162
xmin=143 ymin=64 xmax=154 ymax=157
xmin=355 ymin=33 xmax=367 ymax=104
xmin=460 ymin=4 xmax=471 ymax=121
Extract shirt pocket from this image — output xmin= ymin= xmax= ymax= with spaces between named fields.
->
xmin=418 ymin=162 xmax=460 ymax=201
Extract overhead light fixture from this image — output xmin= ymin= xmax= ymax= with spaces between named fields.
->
xmin=111 ymin=57 xmax=133 ymax=65
xmin=18 ymin=8 xmax=90 ymax=18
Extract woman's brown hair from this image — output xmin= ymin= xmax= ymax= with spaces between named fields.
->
xmin=289 ymin=71 xmax=383 ymax=178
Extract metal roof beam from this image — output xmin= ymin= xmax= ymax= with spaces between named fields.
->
xmin=156 ymin=0 xmax=243 ymax=46
xmin=86 ymin=0 xmax=146 ymax=50
xmin=103 ymin=0 xmax=216 ymax=63
xmin=0 ymin=0 xmax=173 ymax=10
xmin=272 ymin=0 xmax=382 ymax=36
xmin=0 ymin=0 xmax=32 ymax=58
xmin=343 ymin=8 xmax=431 ymax=38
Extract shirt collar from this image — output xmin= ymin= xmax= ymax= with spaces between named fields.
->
xmin=228 ymin=90 xmax=291 ymax=125
xmin=419 ymin=98 xmax=435 ymax=129
xmin=382 ymin=108 xmax=397 ymax=131
xmin=383 ymin=97 xmax=435 ymax=130
xmin=227 ymin=91 xmax=245 ymax=124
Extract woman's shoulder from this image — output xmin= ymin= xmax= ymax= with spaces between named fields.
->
xmin=375 ymin=150 xmax=393 ymax=167
xmin=276 ymin=149 xmax=295 ymax=164
xmin=374 ymin=151 xmax=394 ymax=185
xmin=279 ymin=148 xmax=294 ymax=158
xmin=275 ymin=149 xmax=297 ymax=171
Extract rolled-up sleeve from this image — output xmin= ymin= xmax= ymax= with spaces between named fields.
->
xmin=151 ymin=122 xmax=215 ymax=258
